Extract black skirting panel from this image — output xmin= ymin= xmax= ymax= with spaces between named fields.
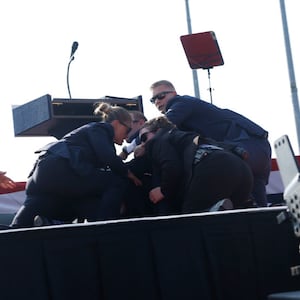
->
xmin=0 ymin=207 xmax=299 ymax=300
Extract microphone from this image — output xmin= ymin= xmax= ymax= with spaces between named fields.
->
xmin=70 ymin=41 xmax=79 ymax=58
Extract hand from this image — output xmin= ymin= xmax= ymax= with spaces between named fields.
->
xmin=149 ymin=187 xmax=164 ymax=204
xmin=119 ymin=151 xmax=128 ymax=160
xmin=127 ymin=170 xmax=142 ymax=186
xmin=134 ymin=145 xmax=145 ymax=158
xmin=0 ymin=171 xmax=17 ymax=189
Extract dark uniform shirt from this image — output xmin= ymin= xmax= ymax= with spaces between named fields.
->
xmin=165 ymin=95 xmax=268 ymax=142
xmin=37 ymin=122 xmax=128 ymax=177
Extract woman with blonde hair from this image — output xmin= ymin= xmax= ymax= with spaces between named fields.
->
xmin=11 ymin=102 xmax=141 ymax=228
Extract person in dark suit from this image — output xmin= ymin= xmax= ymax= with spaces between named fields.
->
xmin=137 ymin=116 xmax=253 ymax=214
xmin=149 ymin=80 xmax=271 ymax=207
xmin=11 ymin=102 xmax=141 ymax=228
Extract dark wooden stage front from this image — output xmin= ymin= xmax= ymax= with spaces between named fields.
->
xmin=0 ymin=207 xmax=299 ymax=300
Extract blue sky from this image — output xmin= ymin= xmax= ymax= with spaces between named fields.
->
xmin=0 ymin=0 xmax=299 ymax=180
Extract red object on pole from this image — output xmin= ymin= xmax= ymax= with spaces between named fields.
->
xmin=180 ymin=31 xmax=224 ymax=70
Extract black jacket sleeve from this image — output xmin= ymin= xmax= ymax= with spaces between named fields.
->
xmin=150 ymin=137 xmax=183 ymax=200
xmin=44 ymin=122 xmax=129 ymax=177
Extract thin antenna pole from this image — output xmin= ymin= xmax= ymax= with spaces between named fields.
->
xmin=184 ymin=0 xmax=200 ymax=99
xmin=207 ymin=69 xmax=213 ymax=104
xmin=279 ymin=0 xmax=300 ymax=151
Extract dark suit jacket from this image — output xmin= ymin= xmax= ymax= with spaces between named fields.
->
xmin=37 ymin=122 xmax=128 ymax=177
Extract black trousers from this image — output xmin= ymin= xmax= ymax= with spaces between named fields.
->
xmin=11 ymin=153 xmax=128 ymax=228
xmin=239 ymin=137 xmax=271 ymax=207
xmin=182 ymin=150 xmax=253 ymax=213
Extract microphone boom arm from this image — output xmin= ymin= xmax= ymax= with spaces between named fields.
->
xmin=67 ymin=41 xmax=78 ymax=100
xmin=67 ymin=56 xmax=75 ymax=100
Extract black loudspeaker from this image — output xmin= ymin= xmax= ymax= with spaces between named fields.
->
xmin=12 ymin=94 xmax=143 ymax=139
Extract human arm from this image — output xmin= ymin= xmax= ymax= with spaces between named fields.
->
xmin=149 ymin=187 xmax=164 ymax=204
xmin=165 ymin=96 xmax=212 ymax=135
xmin=164 ymin=96 xmax=196 ymax=128
xmin=149 ymin=137 xmax=183 ymax=201
xmin=0 ymin=171 xmax=16 ymax=189
xmin=85 ymin=124 xmax=144 ymax=184
xmin=127 ymin=170 xmax=142 ymax=186
xmin=84 ymin=124 xmax=131 ymax=176
xmin=119 ymin=149 xmax=128 ymax=160
xmin=119 ymin=139 xmax=138 ymax=160
xmin=133 ymin=144 xmax=145 ymax=158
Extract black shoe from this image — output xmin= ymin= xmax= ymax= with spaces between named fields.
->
xmin=242 ymin=199 xmax=258 ymax=208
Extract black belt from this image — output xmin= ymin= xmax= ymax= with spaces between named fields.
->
xmin=193 ymin=145 xmax=223 ymax=165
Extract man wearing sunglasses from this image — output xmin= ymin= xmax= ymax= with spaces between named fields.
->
xmin=150 ymin=80 xmax=271 ymax=208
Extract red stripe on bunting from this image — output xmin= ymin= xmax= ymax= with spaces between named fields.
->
xmin=271 ymin=156 xmax=300 ymax=171
xmin=0 ymin=182 xmax=26 ymax=194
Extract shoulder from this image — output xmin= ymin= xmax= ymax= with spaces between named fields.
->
xmin=167 ymin=95 xmax=207 ymax=108
xmin=149 ymin=129 xmax=174 ymax=151
xmin=63 ymin=122 xmax=114 ymax=140
xmin=87 ymin=122 xmax=114 ymax=135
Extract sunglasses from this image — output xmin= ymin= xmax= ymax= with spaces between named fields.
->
xmin=140 ymin=131 xmax=152 ymax=143
xmin=119 ymin=120 xmax=132 ymax=134
xmin=150 ymin=91 xmax=174 ymax=104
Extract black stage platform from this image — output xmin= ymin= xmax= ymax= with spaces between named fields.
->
xmin=0 ymin=207 xmax=299 ymax=300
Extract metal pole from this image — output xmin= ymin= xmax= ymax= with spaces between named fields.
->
xmin=279 ymin=0 xmax=300 ymax=151
xmin=184 ymin=0 xmax=200 ymax=98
